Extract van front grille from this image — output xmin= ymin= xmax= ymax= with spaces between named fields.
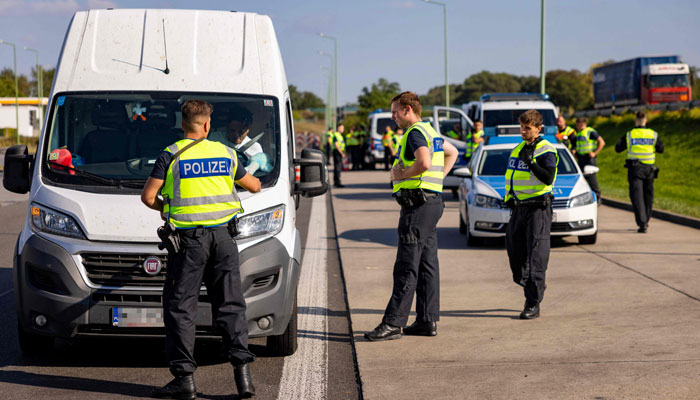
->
xmin=81 ymin=253 xmax=167 ymax=287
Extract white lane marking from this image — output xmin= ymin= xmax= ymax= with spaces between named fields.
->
xmin=277 ymin=194 xmax=329 ymax=400
xmin=0 ymin=288 xmax=13 ymax=298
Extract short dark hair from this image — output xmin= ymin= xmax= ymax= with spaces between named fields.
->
xmin=473 ymin=119 xmax=482 ymax=124
xmin=391 ymin=91 xmax=422 ymax=116
xmin=181 ymin=100 xmax=213 ymax=132
xmin=636 ymin=111 xmax=646 ymax=119
xmin=518 ymin=110 xmax=543 ymax=127
xmin=576 ymin=117 xmax=587 ymax=124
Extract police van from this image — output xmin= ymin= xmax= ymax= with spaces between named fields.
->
xmin=3 ymin=9 xmax=327 ymax=356
xmin=462 ymin=93 xmax=559 ymax=136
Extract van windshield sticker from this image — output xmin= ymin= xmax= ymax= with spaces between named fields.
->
xmin=264 ymin=99 xmax=273 ymax=107
xmin=57 ymin=96 xmax=66 ymax=106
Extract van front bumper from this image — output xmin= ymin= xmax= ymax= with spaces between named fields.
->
xmin=14 ymin=233 xmax=300 ymax=339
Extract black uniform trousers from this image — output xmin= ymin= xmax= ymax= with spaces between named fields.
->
xmin=628 ymin=164 xmax=655 ymax=229
xmin=505 ymin=204 xmax=552 ymax=306
xmin=384 ymin=148 xmax=394 ymax=171
xmin=164 ymin=226 xmax=255 ymax=377
xmin=383 ymin=194 xmax=444 ymax=327
xmin=332 ymin=149 xmax=343 ymax=186
xmin=351 ymin=145 xmax=363 ymax=170
xmin=576 ymin=154 xmax=601 ymax=200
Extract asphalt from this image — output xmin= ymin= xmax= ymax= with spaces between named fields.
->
xmin=331 ymin=169 xmax=700 ymax=400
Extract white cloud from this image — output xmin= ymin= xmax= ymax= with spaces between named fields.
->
xmin=86 ymin=0 xmax=116 ymax=8
xmin=391 ymin=1 xmax=416 ymax=9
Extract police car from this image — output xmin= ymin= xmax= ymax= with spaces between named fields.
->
xmin=454 ymin=136 xmax=598 ymax=246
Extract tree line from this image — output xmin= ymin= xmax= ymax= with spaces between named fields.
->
xmin=0 ymin=67 xmax=55 ymax=97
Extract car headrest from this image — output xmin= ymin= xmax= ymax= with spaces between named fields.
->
xmin=91 ymin=102 xmax=128 ymax=130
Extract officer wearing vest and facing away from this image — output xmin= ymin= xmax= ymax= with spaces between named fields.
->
xmin=614 ymin=111 xmax=664 ymax=233
xmin=141 ymin=100 xmax=261 ymax=399
xmin=505 ymin=110 xmax=558 ymax=320
xmin=573 ymin=117 xmax=604 ymax=203
xmin=365 ymin=92 xmax=458 ymax=341
xmin=332 ymin=123 xmax=347 ymax=188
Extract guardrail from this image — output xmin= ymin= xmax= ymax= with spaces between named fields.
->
xmin=572 ymin=99 xmax=700 ymax=118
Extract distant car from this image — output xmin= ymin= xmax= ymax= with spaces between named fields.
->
xmin=455 ymin=137 xmax=598 ymax=246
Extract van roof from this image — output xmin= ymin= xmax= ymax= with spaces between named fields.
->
xmin=53 ymin=9 xmax=287 ymax=96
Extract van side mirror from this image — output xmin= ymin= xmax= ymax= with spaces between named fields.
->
xmin=3 ymin=144 xmax=33 ymax=194
xmin=453 ymin=167 xmax=472 ymax=178
xmin=294 ymin=148 xmax=328 ymax=197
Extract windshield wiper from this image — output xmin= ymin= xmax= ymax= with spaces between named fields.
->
xmin=48 ymin=161 xmax=145 ymax=188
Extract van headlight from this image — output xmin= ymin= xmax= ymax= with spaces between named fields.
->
xmin=569 ymin=192 xmax=595 ymax=208
xmin=30 ymin=203 xmax=85 ymax=239
xmin=236 ymin=205 xmax=285 ymax=240
xmin=474 ymin=194 xmax=502 ymax=209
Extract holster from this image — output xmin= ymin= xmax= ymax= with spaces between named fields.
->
xmin=227 ymin=218 xmax=240 ymax=238
xmin=157 ymin=222 xmax=181 ymax=254
xmin=511 ymin=193 xmax=553 ymax=209
xmin=393 ymin=189 xmax=427 ymax=208
xmin=624 ymin=159 xmax=640 ymax=169
xmin=652 ymin=165 xmax=660 ymax=179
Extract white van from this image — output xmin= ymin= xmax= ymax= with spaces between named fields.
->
xmin=3 ymin=9 xmax=327 ymax=356
xmin=462 ymin=93 xmax=559 ymax=136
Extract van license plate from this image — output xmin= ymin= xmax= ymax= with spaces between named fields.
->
xmin=112 ymin=307 xmax=164 ymax=327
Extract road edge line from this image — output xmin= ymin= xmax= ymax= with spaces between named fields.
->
xmin=601 ymin=197 xmax=700 ymax=230
xmin=327 ymin=187 xmax=365 ymax=400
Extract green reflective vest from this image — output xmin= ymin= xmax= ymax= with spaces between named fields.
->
xmin=504 ymin=139 xmax=558 ymax=202
xmin=465 ymin=130 xmax=484 ymax=157
xmin=392 ymin=122 xmax=445 ymax=193
xmin=626 ymin=128 xmax=658 ymax=165
xmin=332 ymin=131 xmax=346 ymax=152
xmin=161 ymin=139 xmax=242 ymax=229
xmin=557 ymin=126 xmax=576 ymax=149
xmin=391 ymin=133 xmax=401 ymax=149
xmin=447 ymin=130 xmax=461 ymax=140
xmin=346 ymin=131 xmax=360 ymax=146
xmin=382 ymin=130 xmax=394 ymax=148
xmin=576 ymin=127 xmax=597 ymax=154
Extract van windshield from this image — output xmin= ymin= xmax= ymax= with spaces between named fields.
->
xmin=42 ymin=92 xmax=280 ymax=192
xmin=375 ymin=117 xmax=397 ymax=134
xmin=483 ymin=109 xmax=556 ymax=127
xmin=478 ymin=148 xmax=577 ymax=176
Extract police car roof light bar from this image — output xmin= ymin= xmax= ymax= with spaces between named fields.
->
xmin=481 ymin=93 xmax=550 ymax=102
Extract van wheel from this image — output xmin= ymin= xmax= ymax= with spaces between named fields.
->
xmin=266 ymin=295 xmax=298 ymax=357
xmin=18 ymin=322 xmax=55 ymax=356
xmin=578 ymin=232 xmax=597 ymax=245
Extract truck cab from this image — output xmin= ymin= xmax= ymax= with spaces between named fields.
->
xmin=3 ymin=9 xmax=327 ymax=356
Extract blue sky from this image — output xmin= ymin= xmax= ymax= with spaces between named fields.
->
xmin=1 ymin=0 xmax=698 ymax=105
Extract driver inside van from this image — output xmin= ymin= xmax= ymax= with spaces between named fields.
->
xmin=209 ymin=106 xmax=268 ymax=175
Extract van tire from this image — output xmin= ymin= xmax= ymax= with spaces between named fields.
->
xmin=266 ymin=295 xmax=298 ymax=357
xmin=578 ymin=232 xmax=597 ymax=245
xmin=18 ymin=322 xmax=55 ymax=355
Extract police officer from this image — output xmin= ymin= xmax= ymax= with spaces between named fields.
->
xmin=365 ymin=91 xmax=458 ymax=341
xmin=464 ymin=119 xmax=484 ymax=163
xmin=446 ymin=122 xmax=462 ymax=140
xmin=573 ymin=117 xmax=604 ymax=202
xmin=614 ymin=111 xmax=664 ymax=233
xmin=141 ymin=100 xmax=260 ymax=399
xmin=332 ymin=123 xmax=347 ymax=187
xmin=555 ymin=115 xmax=575 ymax=150
xmin=346 ymin=126 xmax=361 ymax=170
xmin=382 ymin=125 xmax=397 ymax=170
xmin=504 ymin=110 xmax=558 ymax=320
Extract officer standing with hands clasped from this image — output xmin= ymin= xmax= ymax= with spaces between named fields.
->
xmin=504 ymin=110 xmax=558 ymax=320
xmin=365 ymin=91 xmax=458 ymax=341
xmin=615 ymin=111 xmax=664 ymax=233
xmin=141 ymin=100 xmax=260 ymax=399
xmin=573 ymin=117 xmax=604 ymax=202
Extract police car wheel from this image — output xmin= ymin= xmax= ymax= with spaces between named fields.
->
xmin=18 ymin=320 xmax=55 ymax=355
xmin=458 ymin=210 xmax=467 ymax=234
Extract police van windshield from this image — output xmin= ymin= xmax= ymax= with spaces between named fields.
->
xmin=483 ymin=109 xmax=556 ymax=127
xmin=478 ymin=148 xmax=577 ymax=176
xmin=376 ymin=118 xmax=397 ymax=134
xmin=42 ymin=92 xmax=280 ymax=193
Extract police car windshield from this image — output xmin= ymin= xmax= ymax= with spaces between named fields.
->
xmin=42 ymin=92 xmax=280 ymax=192
xmin=478 ymin=148 xmax=577 ymax=176
xmin=483 ymin=109 xmax=556 ymax=127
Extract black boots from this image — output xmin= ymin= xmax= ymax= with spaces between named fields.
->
xmin=364 ymin=322 xmax=402 ymax=341
xmin=403 ymin=320 xmax=437 ymax=336
xmin=152 ymin=375 xmax=197 ymax=400
xmin=520 ymin=302 xmax=540 ymax=319
xmin=234 ymin=363 xmax=256 ymax=398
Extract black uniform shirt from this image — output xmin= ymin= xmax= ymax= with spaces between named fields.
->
xmin=401 ymin=130 xmax=429 ymax=162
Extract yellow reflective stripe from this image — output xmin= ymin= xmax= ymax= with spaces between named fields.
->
xmin=170 ymin=209 xmax=239 ymax=223
xmin=170 ymin=193 xmax=240 ymax=207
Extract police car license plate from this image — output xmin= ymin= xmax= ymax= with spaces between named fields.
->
xmin=111 ymin=307 xmax=164 ymax=327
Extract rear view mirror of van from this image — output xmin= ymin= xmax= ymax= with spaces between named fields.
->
xmin=294 ymin=148 xmax=328 ymax=197
xmin=3 ymin=144 xmax=33 ymax=194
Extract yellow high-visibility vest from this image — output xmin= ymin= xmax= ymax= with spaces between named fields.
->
xmin=626 ymin=128 xmax=658 ymax=165
xmin=504 ymin=139 xmax=558 ymax=202
xmin=392 ymin=122 xmax=445 ymax=193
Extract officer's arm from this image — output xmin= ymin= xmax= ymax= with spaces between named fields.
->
xmin=442 ymin=140 xmax=458 ymax=177
xmin=394 ymin=146 xmax=431 ymax=182
xmin=473 ymin=133 xmax=484 ymax=144
xmin=614 ymin=135 xmax=627 ymax=153
xmin=141 ymin=177 xmax=165 ymax=211
xmin=591 ymin=136 xmax=605 ymax=157
xmin=236 ymin=173 xmax=261 ymax=193
xmin=655 ymin=137 xmax=664 ymax=154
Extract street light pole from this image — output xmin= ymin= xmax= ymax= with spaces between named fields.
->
xmin=319 ymin=33 xmax=338 ymax=132
xmin=0 ymin=40 xmax=20 ymax=144
xmin=320 ymin=65 xmax=331 ymax=131
xmin=425 ymin=0 xmax=449 ymax=108
xmin=25 ymin=47 xmax=42 ymax=136
xmin=319 ymin=51 xmax=334 ymax=131
xmin=539 ymin=0 xmax=546 ymax=95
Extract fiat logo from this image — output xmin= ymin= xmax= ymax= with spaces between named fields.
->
xmin=143 ymin=257 xmax=163 ymax=276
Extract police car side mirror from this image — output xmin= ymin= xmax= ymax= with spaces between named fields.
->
xmin=3 ymin=144 xmax=33 ymax=194
xmin=453 ymin=167 xmax=472 ymax=178
xmin=294 ymin=148 xmax=329 ymax=197
xmin=583 ymin=165 xmax=599 ymax=175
